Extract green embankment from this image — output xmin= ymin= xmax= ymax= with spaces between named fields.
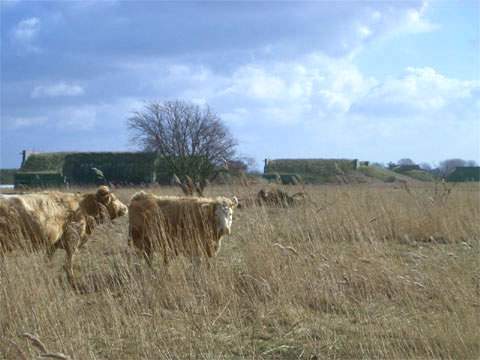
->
xmin=357 ymin=165 xmax=398 ymax=182
xmin=403 ymin=170 xmax=436 ymax=182
xmin=265 ymin=158 xmax=357 ymax=183
xmin=359 ymin=166 xmax=435 ymax=182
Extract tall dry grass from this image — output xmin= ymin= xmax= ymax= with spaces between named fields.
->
xmin=1 ymin=183 xmax=479 ymax=359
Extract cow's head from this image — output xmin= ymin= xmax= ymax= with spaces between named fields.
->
xmin=214 ymin=196 xmax=238 ymax=236
xmin=95 ymin=186 xmax=128 ymax=220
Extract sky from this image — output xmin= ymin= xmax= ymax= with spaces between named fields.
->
xmin=1 ymin=0 xmax=479 ymax=170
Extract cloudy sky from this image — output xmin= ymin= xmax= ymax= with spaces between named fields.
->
xmin=1 ymin=0 xmax=479 ymax=169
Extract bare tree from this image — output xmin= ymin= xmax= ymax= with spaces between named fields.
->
xmin=128 ymin=100 xmax=237 ymax=183
xmin=237 ymin=156 xmax=258 ymax=173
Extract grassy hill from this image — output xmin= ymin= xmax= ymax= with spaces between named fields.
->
xmin=357 ymin=165 xmax=399 ymax=182
xmin=403 ymin=169 xmax=436 ymax=182
xmin=358 ymin=165 xmax=435 ymax=183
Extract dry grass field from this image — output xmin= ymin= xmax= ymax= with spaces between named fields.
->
xmin=1 ymin=183 xmax=479 ymax=359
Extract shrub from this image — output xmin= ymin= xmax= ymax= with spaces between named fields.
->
xmin=384 ymin=175 xmax=396 ymax=183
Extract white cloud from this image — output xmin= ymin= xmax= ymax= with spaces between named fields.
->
xmin=404 ymin=7 xmax=439 ymax=33
xmin=216 ymin=59 xmax=476 ymax=128
xmin=31 ymin=82 xmax=85 ymax=98
xmin=377 ymin=2 xmax=439 ymax=39
xmin=8 ymin=116 xmax=47 ymax=128
xmin=341 ymin=2 xmax=438 ymax=56
xmin=57 ymin=106 xmax=96 ymax=130
xmin=116 ymin=54 xmax=374 ymax=125
xmin=351 ymin=67 xmax=479 ymax=116
xmin=225 ymin=66 xmax=287 ymax=100
xmin=113 ymin=50 xmax=477 ymax=135
xmin=358 ymin=25 xmax=372 ymax=39
xmin=210 ymin=54 xmax=376 ymax=125
xmin=11 ymin=17 xmax=41 ymax=51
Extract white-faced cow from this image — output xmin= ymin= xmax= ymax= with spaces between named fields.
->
xmin=128 ymin=192 xmax=238 ymax=266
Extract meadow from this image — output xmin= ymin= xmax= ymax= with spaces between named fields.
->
xmin=1 ymin=183 xmax=479 ymax=359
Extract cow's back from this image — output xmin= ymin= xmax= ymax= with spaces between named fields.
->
xmin=0 ymin=192 xmax=80 ymax=251
xmin=128 ymin=193 xmax=218 ymax=259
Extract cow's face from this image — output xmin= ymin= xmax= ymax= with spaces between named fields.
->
xmin=96 ymin=186 xmax=128 ymax=220
xmin=215 ymin=197 xmax=238 ymax=236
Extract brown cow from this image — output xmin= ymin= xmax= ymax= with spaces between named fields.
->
xmin=128 ymin=192 xmax=238 ymax=266
xmin=0 ymin=186 xmax=127 ymax=287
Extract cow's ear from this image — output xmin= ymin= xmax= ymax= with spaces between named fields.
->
xmin=82 ymin=195 xmax=110 ymax=222
xmin=232 ymin=196 xmax=239 ymax=208
xmin=96 ymin=186 xmax=112 ymax=205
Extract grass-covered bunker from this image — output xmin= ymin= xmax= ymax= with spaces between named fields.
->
xmin=14 ymin=151 xmax=174 ymax=188
xmin=446 ymin=167 xmax=480 ymax=182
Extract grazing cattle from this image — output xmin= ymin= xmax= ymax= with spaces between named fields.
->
xmin=237 ymin=188 xmax=306 ymax=209
xmin=128 ymin=192 xmax=238 ymax=265
xmin=0 ymin=186 xmax=127 ymax=287
xmin=256 ymin=188 xmax=305 ymax=208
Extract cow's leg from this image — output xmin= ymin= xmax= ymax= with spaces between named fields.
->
xmin=142 ymin=237 xmax=153 ymax=267
xmin=62 ymin=224 xmax=82 ymax=289
xmin=45 ymin=232 xmax=65 ymax=262
xmin=78 ymin=216 xmax=95 ymax=249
